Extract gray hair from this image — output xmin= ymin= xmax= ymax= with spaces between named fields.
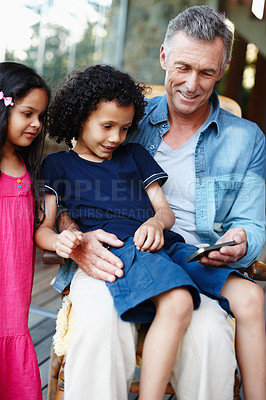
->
xmin=163 ymin=5 xmax=234 ymax=72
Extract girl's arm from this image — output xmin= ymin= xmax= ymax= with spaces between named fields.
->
xmin=34 ymin=193 xmax=83 ymax=258
xmin=133 ymin=181 xmax=175 ymax=252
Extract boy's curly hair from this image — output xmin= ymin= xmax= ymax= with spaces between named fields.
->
xmin=48 ymin=64 xmax=147 ymax=148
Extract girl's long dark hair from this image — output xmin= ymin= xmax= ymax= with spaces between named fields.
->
xmin=0 ymin=62 xmax=50 ymax=228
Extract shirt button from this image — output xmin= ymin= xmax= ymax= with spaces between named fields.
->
xmin=17 ymin=179 xmax=21 ymax=183
xmin=17 ymin=185 xmax=21 ymax=189
xmin=150 ymin=145 xmax=155 ymax=150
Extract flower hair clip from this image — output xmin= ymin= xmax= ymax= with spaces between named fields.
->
xmin=0 ymin=91 xmax=14 ymax=107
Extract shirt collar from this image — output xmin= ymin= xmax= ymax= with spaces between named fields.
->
xmin=198 ymin=91 xmax=220 ymax=137
xmin=207 ymin=91 xmax=220 ymax=137
xmin=149 ymin=94 xmax=169 ymax=125
xmin=148 ymin=90 xmax=220 ymax=136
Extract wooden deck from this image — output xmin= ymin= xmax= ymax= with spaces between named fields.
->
xmin=29 ymin=249 xmax=61 ymax=400
xmin=30 ymin=247 xmax=266 ymax=400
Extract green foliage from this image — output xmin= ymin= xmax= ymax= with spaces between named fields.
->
xmin=6 ymin=8 xmax=103 ymax=96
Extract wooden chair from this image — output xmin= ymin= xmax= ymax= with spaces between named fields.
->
xmin=44 ymin=89 xmax=265 ymax=399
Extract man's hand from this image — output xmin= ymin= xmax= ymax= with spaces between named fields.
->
xmin=70 ymin=229 xmax=124 ymax=282
xmin=199 ymin=227 xmax=247 ymax=266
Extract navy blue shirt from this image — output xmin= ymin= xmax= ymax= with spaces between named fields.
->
xmin=42 ymin=143 xmax=181 ymax=242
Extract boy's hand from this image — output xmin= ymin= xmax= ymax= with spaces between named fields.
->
xmin=55 ymin=229 xmax=84 ymax=259
xmin=134 ymin=217 xmax=164 ymax=252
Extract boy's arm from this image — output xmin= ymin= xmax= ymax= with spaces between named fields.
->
xmin=35 ymin=194 xmax=83 ymax=258
xmin=134 ymin=181 xmax=175 ymax=252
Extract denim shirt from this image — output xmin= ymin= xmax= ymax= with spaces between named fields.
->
xmin=53 ymin=91 xmax=266 ymax=292
xmin=126 ymin=91 xmax=266 ymax=268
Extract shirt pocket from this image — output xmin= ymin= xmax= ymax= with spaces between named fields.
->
xmin=214 ymin=180 xmax=243 ymax=221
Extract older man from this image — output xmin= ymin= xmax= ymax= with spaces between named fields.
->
xmin=54 ymin=5 xmax=266 ymax=400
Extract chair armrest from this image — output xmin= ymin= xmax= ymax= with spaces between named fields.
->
xmin=243 ymin=260 xmax=266 ymax=281
xmin=42 ymin=250 xmax=64 ymax=266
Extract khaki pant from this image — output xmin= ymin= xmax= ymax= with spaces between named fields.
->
xmin=65 ymin=268 xmax=236 ymax=400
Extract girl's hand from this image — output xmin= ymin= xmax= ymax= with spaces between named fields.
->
xmin=133 ymin=217 xmax=164 ymax=252
xmin=55 ymin=229 xmax=84 ymax=259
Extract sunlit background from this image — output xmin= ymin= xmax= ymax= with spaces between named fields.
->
xmin=1 ymin=0 xmax=113 ymax=88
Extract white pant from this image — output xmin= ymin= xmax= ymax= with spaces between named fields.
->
xmin=65 ymin=268 xmax=236 ymax=400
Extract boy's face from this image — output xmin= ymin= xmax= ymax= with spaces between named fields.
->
xmin=74 ymin=100 xmax=135 ymax=162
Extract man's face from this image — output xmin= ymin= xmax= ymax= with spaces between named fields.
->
xmin=160 ymin=31 xmax=226 ymax=117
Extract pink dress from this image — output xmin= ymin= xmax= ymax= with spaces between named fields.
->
xmin=0 ymin=163 xmax=42 ymax=399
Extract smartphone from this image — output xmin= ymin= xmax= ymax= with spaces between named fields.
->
xmin=186 ymin=240 xmax=237 ymax=262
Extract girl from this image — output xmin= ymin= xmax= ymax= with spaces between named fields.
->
xmin=0 ymin=62 xmax=50 ymax=399
xmin=35 ymin=65 xmax=265 ymax=400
